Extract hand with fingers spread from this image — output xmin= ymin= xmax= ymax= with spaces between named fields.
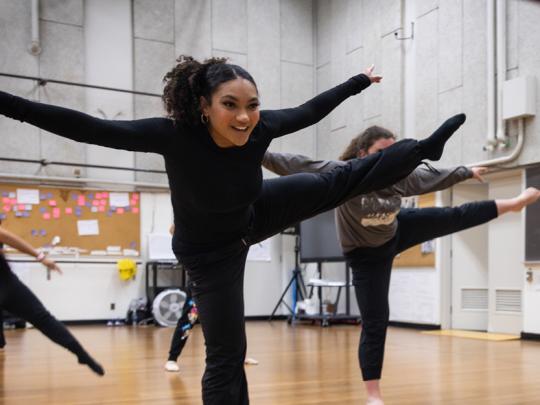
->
xmin=364 ymin=64 xmax=383 ymax=83
xmin=471 ymin=167 xmax=488 ymax=183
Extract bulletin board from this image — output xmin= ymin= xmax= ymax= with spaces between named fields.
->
xmin=0 ymin=183 xmax=140 ymax=256
xmin=393 ymin=193 xmax=436 ymax=268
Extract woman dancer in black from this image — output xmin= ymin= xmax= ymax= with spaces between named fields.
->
xmin=0 ymin=223 xmax=104 ymax=376
xmin=0 ymin=57 xmax=464 ymax=404
xmin=263 ymin=127 xmax=540 ymax=405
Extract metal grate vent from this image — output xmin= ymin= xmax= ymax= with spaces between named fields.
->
xmin=495 ymin=289 xmax=522 ymax=312
xmin=461 ymin=288 xmax=488 ymax=310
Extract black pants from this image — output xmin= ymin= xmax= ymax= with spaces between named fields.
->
xmin=178 ymin=139 xmax=426 ymax=405
xmin=0 ymin=263 xmax=91 ymax=362
xmin=347 ymin=200 xmax=498 ymax=381
xmin=168 ymin=286 xmax=198 ymax=362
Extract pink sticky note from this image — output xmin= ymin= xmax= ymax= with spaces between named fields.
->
xmin=100 ymin=200 xmax=107 ymax=206
xmin=101 ymin=192 xmax=108 ymax=198
xmin=18 ymin=204 xmax=26 ymax=211
xmin=130 ymin=199 xmax=137 ymax=206
xmin=131 ymin=193 xmax=139 ymax=200
xmin=3 ymin=205 xmax=11 ymax=212
xmin=77 ymin=196 xmax=86 ymax=206
xmin=116 ymin=208 xmax=124 ymax=214
xmin=95 ymin=193 xmax=102 ymax=199
xmin=92 ymin=200 xmax=100 ymax=206
xmin=48 ymin=200 xmax=57 ymax=207
xmin=132 ymin=207 xmax=139 ymax=214
xmin=10 ymin=198 xmax=17 ymax=205
xmin=52 ymin=208 xmax=60 ymax=218
xmin=98 ymin=206 xmax=106 ymax=212
xmin=43 ymin=213 xmax=51 ymax=220
xmin=2 ymin=197 xmax=10 ymax=204
xmin=65 ymin=207 xmax=73 ymax=214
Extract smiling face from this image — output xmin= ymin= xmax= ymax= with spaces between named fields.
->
xmin=358 ymin=137 xmax=396 ymax=157
xmin=200 ymin=78 xmax=260 ymax=148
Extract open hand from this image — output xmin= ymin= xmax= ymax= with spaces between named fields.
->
xmin=42 ymin=257 xmax=62 ymax=274
xmin=471 ymin=167 xmax=488 ymax=183
xmin=364 ymin=64 xmax=382 ymax=83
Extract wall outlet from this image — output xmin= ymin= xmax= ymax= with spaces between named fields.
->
xmin=110 ymin=303 xmax=115 ymax=310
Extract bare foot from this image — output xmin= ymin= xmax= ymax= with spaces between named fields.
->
xmin=511 ymin=187 xmax=540 ymax=212
xmin=366 ymin=397 xmax=384 ymax=405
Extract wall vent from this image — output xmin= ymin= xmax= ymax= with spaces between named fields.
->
xmin=495 ymin=289 xmax=522 ymax=312
xmin=461 ymin=288 xmax=488 ymax=310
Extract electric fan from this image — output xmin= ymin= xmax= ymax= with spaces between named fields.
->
xmin=152 ymin=289 xmax=187 ymax=327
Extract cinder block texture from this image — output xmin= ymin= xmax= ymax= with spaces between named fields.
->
xmin=317 ymin=0 xmax=331 ymax=67
xmin=247 ymin=0 xmax=280 ymax=110
xmin=212 ymin=0 xmax=247 ymax=54
xmin=0 ymin=77 xmax=41 ymax=175
xmin=175 ymin=0 xmax=212 ymax=60
xmin=134 ymin=0 xmax=174 ymax=43
xmin=438 ymin=0 xmax=462 ymax=93
xmin=281 ymin=0 xmax=313 ymax=65
xmin=280 ymin=62 xmax=314 ymax=155
xmin=0 ymin=0 xmax=39 ymax=76
xmin=40 ymin=21 xmax=84 ymax=82
xmin=38 ymin=84 xmax=87 ymax=177
xmin=41 ymin=0 xmax=83 ymax=26
xmin=134 ymin=39 xmax=175 ymax=94
xmin=346 ymin=0 xmax=363 ymax=54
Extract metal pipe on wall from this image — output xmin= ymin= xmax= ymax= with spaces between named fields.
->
xmin=496 ymin=0 xmax=508 ymax=145
xmin=486 ymin=0 xmax=497 ymax=149
xmin=29 ymin=0 xmax=42 ymax=55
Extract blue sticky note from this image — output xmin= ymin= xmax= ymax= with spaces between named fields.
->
xmin=71 ymin=193 xmax=78 ymax=200
xmin=31 ymin=229 xmax=38 ymax=236
xmin=129 ymin=241 xmax=136 ymax=248
xmin=40 ymin=194 xmax=47 ymax=200
xmin=88 ymin=193 xmax=94 ymax=200
xmin=0 ymin=214 xmax=5 ymax=220
xmin=106 ymin=211 xmax=112 ymax=217
xmin=46 ymin=193 xmax=53 ymax=199
xmin=1 ymin=192 xmax=8 ymax=197
xmin=40 ymin=229 xmax=46 ymax=236
xmin=39 ymin=207 xmax=47 ymax=213
xmin=85 ymin=202 xmax=91 ymax=207
xmin=22 ymin=212 xmax=29 ymax=218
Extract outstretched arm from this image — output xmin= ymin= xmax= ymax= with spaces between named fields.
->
xmin=262 ymin=151 xmax=344 ymax=175
xmin=263 ymin=66 xmax=381 ymax=138
xmin=0 ymin=91 xmax=173 ymax=154
xmin=388 ymin=165 xmax=475 ymax=197
xmin=0 ymin=227 xmax=61 ymax=274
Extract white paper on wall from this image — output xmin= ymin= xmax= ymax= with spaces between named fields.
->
xmin=17 ymin=189 xmax=40 ymax=204
xmin=148 ymin=233 xmax=176 ymax=260
xmin=109 ymin=192 xmax=130 ymax=207
xmin=77 ymin=219 xmax=100 ymax=236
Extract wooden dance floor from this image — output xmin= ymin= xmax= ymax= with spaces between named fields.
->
xmin=1 ymin=321 xmax=540 ymax=404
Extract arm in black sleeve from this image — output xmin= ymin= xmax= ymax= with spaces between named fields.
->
xmin=0 ymin=91 xmax=173 ymax=154
xmin=262 ymin=73 xmax=372 ymax=138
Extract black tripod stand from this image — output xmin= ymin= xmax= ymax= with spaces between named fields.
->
xmin=268 ymin=230 xmax=307 ymax=321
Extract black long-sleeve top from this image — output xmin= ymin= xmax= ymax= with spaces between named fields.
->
xmin=0 ymin=74 xmax=371 ymax=255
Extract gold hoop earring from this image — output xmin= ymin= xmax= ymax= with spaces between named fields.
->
xmin=201 ymin=114 xmax=209 ymax=124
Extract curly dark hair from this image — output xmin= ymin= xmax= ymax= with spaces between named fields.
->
xmin=162 ymin=55 xmax=258 ymax=126
xmin=339 ymin=126 xmax=396 ymax=160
